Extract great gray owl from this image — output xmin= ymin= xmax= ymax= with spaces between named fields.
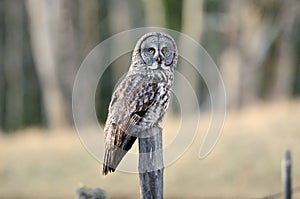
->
xmin=103 ymin=32 xmax=178 ymax=175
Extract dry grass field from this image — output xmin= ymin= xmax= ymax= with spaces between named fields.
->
xmin=1 ymin=100 xmax=300 ymax=199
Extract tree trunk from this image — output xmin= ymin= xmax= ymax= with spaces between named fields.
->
xmin=108 ymin=0 xmax=136 ymax=84
xmin=180 ymin=0 xmax=204 ymax=81
xmin=220 ymin=0 xmax=286 ymax=108
xmin=270 ymin=1 xmax=297 ymax=100
xmin=181 ymin=0 xmax=203 ymax=42
xmin=25 ymin=0 xmax=67 ymax=129
xmin=0 ymin=0 xmax=4 ymax=130
xmin=3 ymin=0 xmax=24 ymax=131
xmin=235 ymin=1 xmax=262 ymax=107
xmin=56 ymin=0 xmax=79 ymax=124
xmin=78 ymin=0 xmax=100 ymax=56
xmin=177 ymin=0 xmax=204 ymax=110
xmin=143 ymin=0 xmax=166 ymax=27
xmin=220 ymin=47 xmax=242 ymax=109
xmin=219 ymin=1 xmax=241 ymax=109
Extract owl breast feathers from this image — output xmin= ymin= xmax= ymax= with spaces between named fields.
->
xmin=103 ymin=32 xmax=178 ymax=175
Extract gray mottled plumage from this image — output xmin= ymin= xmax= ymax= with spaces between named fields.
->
xmin=103 ymin=32 xmax=178 ymax=175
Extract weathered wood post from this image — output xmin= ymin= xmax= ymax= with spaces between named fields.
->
xmin=75 ymin=186 xmax=106 ymax=199
xmin=138 ymin=126 xmax=164 ymax=199
xmin=282 ymin=149 xmax=292 ymax=199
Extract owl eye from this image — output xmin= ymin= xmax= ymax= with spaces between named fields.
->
xmin=161 ymin=48 xmax=167 ymax=54
xmin=148 ymin=48 xmax=155 ymax=54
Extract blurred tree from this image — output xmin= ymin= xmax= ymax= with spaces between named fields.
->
xmin=0 ymin=0 xmax=4 ymax=130
xmin=78 ymin=0 xmax=107 ymax=125
xmin=95 ymin=0 xmax=113 ymax=124
xmin=181 ymin=0 xmax=203 ymax=42
xmin=143 ymin=0 xmax=166 ymax=27
xmin=293 ymin=22 xmax=300 ymax=96
xmin=78 ymin=0 xmax=100 ymax=56
xmin=3 ymin=0 xmax=24 ymax=131
xmin=0 ymin=0 xmax=299 ymax=132
xmin=270 ymin=0 xmax=297 ymax=99
xmin=25 ymin=0 xmax=68 ymax=129
xmin=98 ymin=0 xmax=144 ymax=123
xmin=108 ymin=0 xmax=143 ymax=77
xmin=22 ymin=52 xmax=45 ymax=128
xmin=56 ymin=0 xmax=80 ymax=124
xmin=229 ymin=1 xmax=264 ymax=107
xmin=219 ymin=1 xmax=244 ymax=109
xmin=108 ymin=0 xmax=135 ymax=83
xmin=163 ymin=0 xmax=182 ymax=31
xmin=219 ymin=0 xmax=299 ymax=108
xmin=177 ymin=0 xmax=204 ymax=108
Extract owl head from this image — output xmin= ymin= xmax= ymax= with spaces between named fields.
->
xmin=131 ymin=32 xmax=178 ymax=73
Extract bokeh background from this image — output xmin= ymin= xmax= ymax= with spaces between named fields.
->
xmin=0 ymin=0 xmax=300 ymax=198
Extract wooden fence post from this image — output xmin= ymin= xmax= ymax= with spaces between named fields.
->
xmin=75 ymin=186 xmax=106 ymax=199
xmin=138 ymin=126 xmax=164 ymax=199
xmin=282 ymin=149 xmax=292 ymax=199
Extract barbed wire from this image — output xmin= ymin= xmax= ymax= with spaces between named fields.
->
xmin=261 ymin=186 xmax=300 ymax=199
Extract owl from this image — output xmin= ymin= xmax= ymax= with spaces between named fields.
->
xmin=103 ymin=32 xmax=178 ymax=175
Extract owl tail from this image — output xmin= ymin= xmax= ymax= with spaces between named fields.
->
xmin=102 ymin=134 xmax=137 ymax=175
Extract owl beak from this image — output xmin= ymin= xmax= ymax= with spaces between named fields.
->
xmin=156 ymin=56 xmax=161 ymax=64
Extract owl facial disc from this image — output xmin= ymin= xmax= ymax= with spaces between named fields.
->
xmin=139 ymin=32 xmax=176 ymax=68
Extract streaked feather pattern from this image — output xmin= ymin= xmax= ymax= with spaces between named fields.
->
xmin=102 ymin=32 xmax=178 ymax=175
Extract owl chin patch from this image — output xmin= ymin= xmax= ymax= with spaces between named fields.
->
xmin=147 ymin=62 xmax=160 ymax=70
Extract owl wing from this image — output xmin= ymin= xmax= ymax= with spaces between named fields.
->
xmin=103 ymin=77 xmax=159 ymax=175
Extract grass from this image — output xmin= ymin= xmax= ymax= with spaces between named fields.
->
xmin=1 ymin=100 xmax=300 ymax=198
